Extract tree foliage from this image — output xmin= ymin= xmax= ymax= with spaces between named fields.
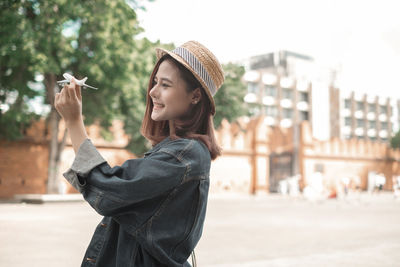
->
xmin=0 ymin=0 xmax=43 ymax=139
xmin=0 ymin=0 xmax=161 ymax=152
xmin=0 ymin=0 xmax=162 ymax=192
xmin=213 ymin=62 xmax=247 ymax=128
xmin=120 ymin=39 xmax=174 ymax=155
xmin=390 ymin=130 xmax=400 ymax=149
xmin=0 ymin=0 xmax=248 ymax=158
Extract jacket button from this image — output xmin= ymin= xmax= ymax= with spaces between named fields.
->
xmin=100 ymin=223 xmax=107 ymax=228
xmin=86 ymin=257 xmax=96 ymax=263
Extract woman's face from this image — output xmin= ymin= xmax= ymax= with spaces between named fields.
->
xmin=149 ymin=59 xmax=198 ymax=122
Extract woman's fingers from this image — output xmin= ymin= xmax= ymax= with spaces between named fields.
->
xmin=65 ymin=77 xmax=81 ymax=102
xmin=54 ymin=77 xmax=83 ymax=122
xmin=69 ymin=80 xmax=77 ymax=101
xmin=71 ymin=77 xmax=81 ymax=101
xmin=56 ymin=77 xmax=81 ymax=107
xmin=66 ymin=78 xmax=75 ymax=100
xmin=61 ymin=84 xmax=68 ymax=102
xmin=76 ymin=83 xmax=82 ymax=101
xmin=54 ymin=92 xmax=60 ymax=108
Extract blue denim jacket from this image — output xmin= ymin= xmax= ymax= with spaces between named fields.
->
xmin=63 ymin=137 xmax=211 ymax=266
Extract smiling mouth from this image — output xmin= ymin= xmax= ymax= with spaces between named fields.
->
xmin=153 ymin=102 xmax=165 ymax=109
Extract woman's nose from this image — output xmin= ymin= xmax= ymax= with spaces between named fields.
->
xmin=149 ymin=85 xmax=158 ymax=98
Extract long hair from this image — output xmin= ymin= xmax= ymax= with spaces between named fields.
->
xmin=141 ymin=55 xmax=221 ymax=160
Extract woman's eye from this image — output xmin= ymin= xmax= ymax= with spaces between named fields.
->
xmin=162 ymin=83 xmax=169 ymax=87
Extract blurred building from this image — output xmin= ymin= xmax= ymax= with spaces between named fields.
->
xmin=209 ymin=118 xmax=400 ymax=194
xmin=242 ymin=51 xmax=314 ymax=129
xmin=330 ymin=88 xmax=400 ymax=142
xmin=243 ymin=50 xmax=400 ymax=143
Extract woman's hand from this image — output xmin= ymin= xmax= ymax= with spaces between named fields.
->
xmin=55 ymin=77 xmax=89 ymax=153
xmin=54 ymin=77 xmax=83 ymax=124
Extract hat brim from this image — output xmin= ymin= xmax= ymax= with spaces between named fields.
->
xmin=155 ymin=48 xmax=216 ymax=115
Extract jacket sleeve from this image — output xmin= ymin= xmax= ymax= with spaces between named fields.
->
xmin=63 ymin=139 xmax=188 ymax=217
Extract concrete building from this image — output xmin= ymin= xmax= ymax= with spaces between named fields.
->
xmin=330 ymin=88 xmax=400 ymax=142
xmin=242 ymin=51 xmax=314 ymax=129
xmin=243 ymin=50 xmax=400 ymax=143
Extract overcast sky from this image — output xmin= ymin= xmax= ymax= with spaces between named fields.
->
xmin=137 ymin=0 xmax=400 ymax=99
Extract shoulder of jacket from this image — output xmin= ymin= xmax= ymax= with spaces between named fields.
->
xmin=160 ymin=138 xmax=209 ymax=162
xmin=160 ymin=138 xmax=193 ymax=154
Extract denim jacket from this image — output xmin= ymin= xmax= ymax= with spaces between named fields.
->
xmin=63 ymin=136 xmax=211 ymax=267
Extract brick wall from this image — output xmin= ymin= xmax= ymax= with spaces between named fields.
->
xmin=0 ymin=140 xmax=49 ymax=198
xmin=0 ymin=119 xmax=136 ymax=199
xmin=2 ymin=116 xmax=400 ymax=198
xmin=211 ymin=116 xmax=400 ymax=194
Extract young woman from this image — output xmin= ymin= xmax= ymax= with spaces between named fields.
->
xmin=55 ymin=41 xmax=224 ymax=266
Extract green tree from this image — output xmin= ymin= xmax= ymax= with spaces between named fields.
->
xmin=213 ymin=62 xmax=247 ymax=128
xmin=390 ymin=130 xmax=400 ymax=149
xmin=0 ymin=0 xmax=156 ymax=193
xmin=0 ymin=1 xmax=43 ymax=139
xmin=1 ymin=0 xmax=248 ymax=195
xmin=119 ymin=39 xmax=174 ymax=155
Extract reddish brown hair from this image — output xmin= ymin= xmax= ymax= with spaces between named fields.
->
xmin=141 ymin=55 xmax=221 ymax=160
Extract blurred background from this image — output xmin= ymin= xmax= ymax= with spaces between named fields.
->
xmin=1 ymin=0 xmax=400 ymax=266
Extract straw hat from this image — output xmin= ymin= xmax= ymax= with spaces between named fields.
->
xmin=155 ymin=41 xmax=224 ymax=115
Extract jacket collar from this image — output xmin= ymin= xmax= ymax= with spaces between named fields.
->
xmin=144 ymin=136 xmax=171 ymax=157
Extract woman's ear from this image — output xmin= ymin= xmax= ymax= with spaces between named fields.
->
xmin=191 ymin=88 xmax=202 ymax=104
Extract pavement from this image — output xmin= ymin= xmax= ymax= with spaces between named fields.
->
xmin=1 ymin=192 xmax=400 ymax=267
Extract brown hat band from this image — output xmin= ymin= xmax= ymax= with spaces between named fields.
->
xmin=172 ymin=47 xmax=217 ymax=96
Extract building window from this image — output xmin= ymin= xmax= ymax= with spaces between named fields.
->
xmin=282 ymin=108 xmax=293 ymax=119
xmin=368 ymin=103 xmax=376 ymax=113
xmin=282 ymin=88 xmax=293 ymax=100
xmin=264 ymin=85 xmax=277 ymax=97
xmin=381 ymin=121 xmax=388 ymax=130
xmin=345 ymin=117 xmax=351 ymax=126
xmin=248 ymin=83 xmax=258 ymax=94
xmin=369 ymin=120 xmax=376 ymax=129
xmin=344 ymin=99 xmax=351 ymax=109
xmin=265 ymin=106 xmax=278 ymax=117
xmin=300 ymin=111 xmax=309 ymax=121
xmin=356 ymin=119 xmax=364 ymax=128
xmin=356 ymin=101 xmax=364 ymax=111
xmin=379 ymin=105 xmax=387 ymax=114
xmin=299 ymin=92 xmax=309 ymax=102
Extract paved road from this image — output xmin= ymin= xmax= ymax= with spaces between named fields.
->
xmin=1 ymin=192 xmax=399 ymax=267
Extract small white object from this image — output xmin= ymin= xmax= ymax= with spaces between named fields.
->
xmin=57 ymin=73 xmax=98 ymax=90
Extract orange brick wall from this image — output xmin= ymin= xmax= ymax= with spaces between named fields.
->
xmin=3 ymin=117 xmax=400 ymax=198
xmin=0 ymin=118 xmax=137 ymax=199
xmin=0 ymin=139 xmax=137 ymax=199
xmin=0 ymin=140 xmax=49 ymax=198
xmin=59 ymin=145 xmax=136 ymax=194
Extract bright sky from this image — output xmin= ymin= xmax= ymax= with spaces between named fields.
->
xmin=137 ymin=0 xmax=400 ymax=99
